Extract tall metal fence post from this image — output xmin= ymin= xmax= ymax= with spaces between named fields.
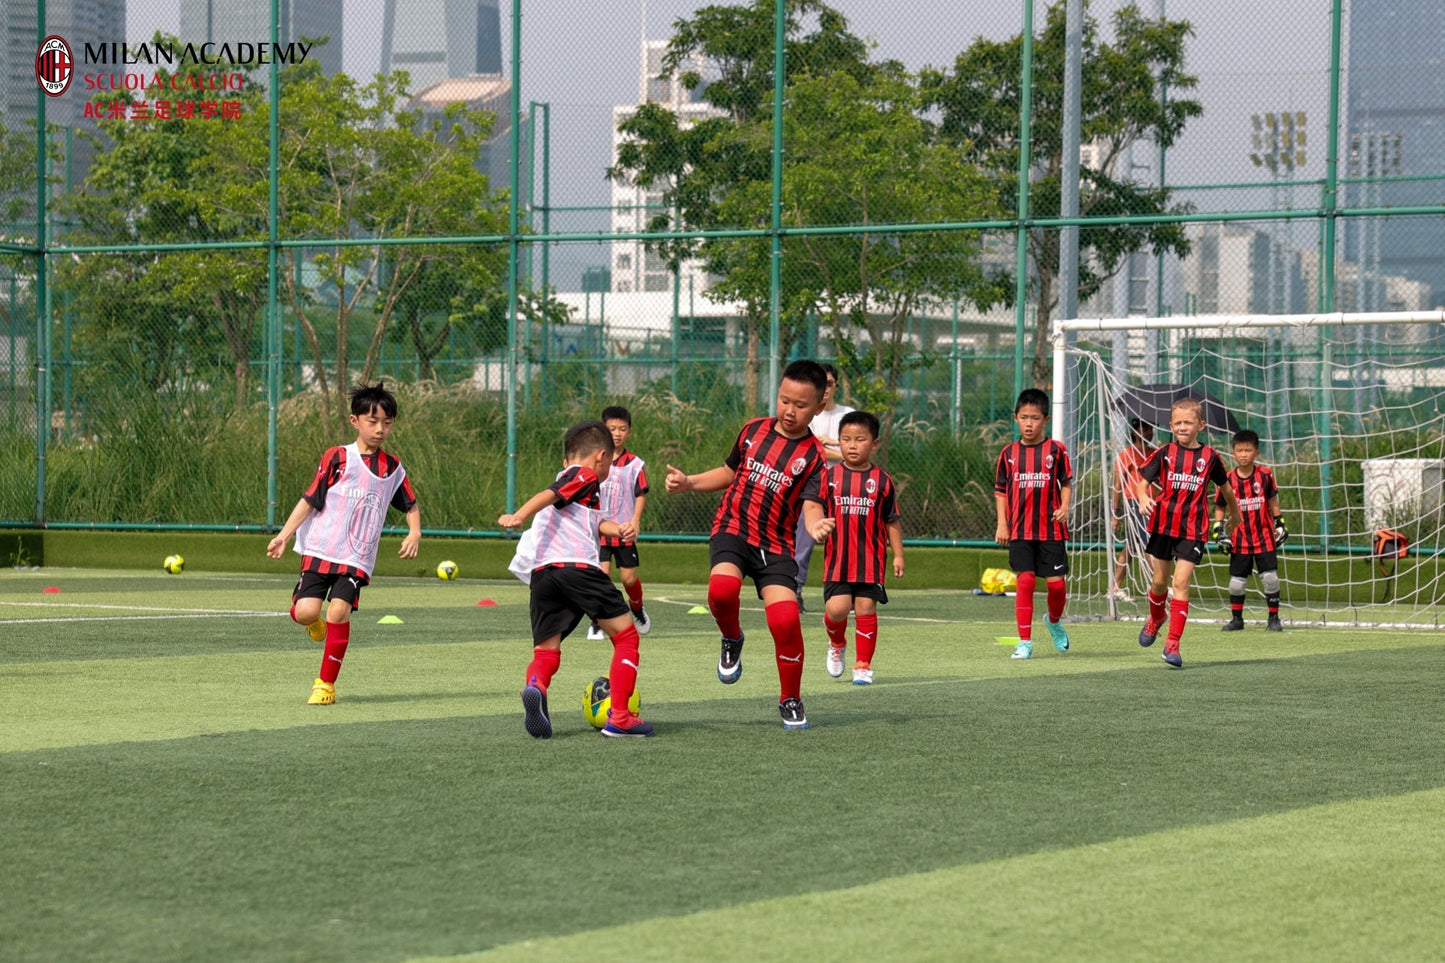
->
xmin=504 ymin=0 xmax=523 ymax=512
xmin=265 ymin=0 xmax=281 ymax=528
xmin=540 ymin=102 xmax=550 ymax=408
xmin=34 ymin=0 xmax=49 ymax=524
xmin=1012 ymin=0 xmax=1036 ymax=400
xmin=1316 ymin=0 xmax=1345 ymax=552
xmin=766 ymin=0 xmax=786 ymax=411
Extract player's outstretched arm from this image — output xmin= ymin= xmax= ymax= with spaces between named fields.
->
xmin=266 ymin=498 xmax=314 ymax=558
xmin=498 ymin=488 xmax=559 ymax=530
xmin=665 ymin=464 xmax=734 ymax=494
xmin=399 ymin=506 xmax=421 ymax=558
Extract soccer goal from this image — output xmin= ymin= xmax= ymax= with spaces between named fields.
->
xmin=1052 ymin=309 xmax=1445 ymax=627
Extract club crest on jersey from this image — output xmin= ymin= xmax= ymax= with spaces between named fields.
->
xmin=865 ymin=477 xmax=878 ymax=495
xmin=1196 ymin=457 xmax=1208 ymax=476
xmin=1045 ymin=454 xmax=1055 ymax=469
xmin=789 ymin=457 xmax=807 ymax=476
xmin=1253 ymin=480 xmax=1262 ymax=494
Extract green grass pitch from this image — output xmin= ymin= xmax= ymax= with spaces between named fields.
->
xmin=3 ymin=568 xmax=1444 ymax=961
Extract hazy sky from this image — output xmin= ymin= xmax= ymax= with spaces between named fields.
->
xmin=124 ymin=1 xmax=1337 ymax=284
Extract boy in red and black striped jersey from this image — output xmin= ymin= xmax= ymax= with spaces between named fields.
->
xmin=266 ymin=383 xmax=421 ymax=706
xmin=585 ymin=406 xmax=651 ymax=640
xmin=806 ymin=411 xmax=904 ymax=686
xmin=1136 ymin=398 xmax=1244 ymax=667
xmin=499 ymin=421 xmax=650 ymax=738
xmin=994 ymin=389 xmax=1073 ymax=660
xmin=1212 ymin=429 xmax=1287 ymax=632
xmin=664 ymin=360 xmax=832 ymax=730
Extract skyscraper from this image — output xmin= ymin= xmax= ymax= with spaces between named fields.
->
xmin=179 ymin=0 xmax=344 ymax=78
xmin=380 ymin=0 xmax=501 ymax=96
xmin=1344 ymin=0 xmax=1445 ymax=307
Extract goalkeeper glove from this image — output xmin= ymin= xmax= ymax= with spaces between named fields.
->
xmin=1211 ymin=518 xmax=1232 ymax=553
xmin=1273 ymin=516 xmax=1289 ymax=546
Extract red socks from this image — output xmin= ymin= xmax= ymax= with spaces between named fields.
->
xmin=607 ymin=624 xmax=641 ymax=722
xmin=1168 ymin=597 xmax=1190 ymax=645
xmin=1046 ymin=579 xmax=1067 ymax=621
xmin=318 ymin=621 xmax=350 ymax=683
xmin=765 ymin=599 xmax=805 ymax=702
xmin=524 ymin=646 xmax=561 ymax=692
xmin=824 ymin=614 xmax=848 ymax=650
xmin=1015 ymin=571 xmax=1037 ymax=641
xmin=624 ymin=579 xmax=645 ymax=613
xmin=707 ymin=573 xmax=743 ymax=640
xmin=855 ymin=612 xmax=878 ymax=666
xmin=1148 ymin=590 xmax=1168 ymax=627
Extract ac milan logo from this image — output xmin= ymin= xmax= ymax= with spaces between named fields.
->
xmin=865 ymin=478 xmax=878 ymax=494
xmin=1045 ymin=454 xmax=1054 ymax=469
xmin=36 ymin=36 xmax=73 ymax=97
xmin=789 ymin=457 xmax=807 ymax=476
xmin=1196 ymin=458 xmax=1208 ymax=476
xmin=1253 ymin=480 xmax=1261 ymax=494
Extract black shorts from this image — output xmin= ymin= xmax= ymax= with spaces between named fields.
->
xmin=823 ymin=581 xmax=888 ymax=604
xmin=709 ymin=532 xmax=798 ymax=599
xmin=1145 ymin=533 xmax=1207 ymax=564
xmin=1008 ymin=540 xmax=1069 ymax=577
xmin=598 ymin=542 xmax=641 ymax=569
xmin=528 ymin=565 xmax=631 ymax=645
xmin=293 ymin=571 xmax=364 ymax=611
xmin=1229 ymin=551 xmax=1279 ymax=578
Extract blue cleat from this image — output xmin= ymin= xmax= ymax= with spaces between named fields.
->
xmin=1162 ymin=647 xmax=1183 ymax=668
xmin=1011 ymin=640 xmax=1033 ymax=660
xmin=1046 ymin=616 xmax=1070 ymax=652
xmin=601 ymin=716 xmax=655 ymax=738
xmin=779 ymin=697 xmax=809 ymax=730
xmin=1138 ymin=620 xmax=1161 ymax=648
xmin=718 ymin=633 xmax=744 ymax=684
xmin=521 ymin=685 xmax=552 ymax=739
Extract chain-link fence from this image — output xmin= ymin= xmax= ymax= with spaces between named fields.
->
xmin=2 ymin=0 xmax=1443 ymax=543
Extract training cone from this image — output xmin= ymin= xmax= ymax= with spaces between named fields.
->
xmin=687 ymin=605 xmax=709 ymax=614
xmin=42 ymin=586 xmax=61 ymax=594
xmin=377 ymin=615 xmax=404 ymax=624
xmin=995 ymin=637 xmax=1020 ymax=646
xmin=476 ymin=599 xmax=498 ymax=607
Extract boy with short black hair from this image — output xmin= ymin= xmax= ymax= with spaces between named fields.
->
xmin=994 ymin=388 xmax=1073 ymax=660
xmin=266 ymin=382 xmax=421 ymax=705
xmin=1212 ymin=428 xmax=1287 ymax=632
xmin=499 ymin=421 xmax=650 ymax=738
xmin=808 ymin=410 xmax=904 ymax=685
xmin=586 ymin=405 xmax=651 ymax=640
xmin=1136 ymin=397 xmax=1244 ymax=667
xmin=664 ymin=359 xmax=833 ymax=730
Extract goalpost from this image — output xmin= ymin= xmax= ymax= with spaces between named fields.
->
xmin=1052 ymin=310 xmax=1445 ymax=627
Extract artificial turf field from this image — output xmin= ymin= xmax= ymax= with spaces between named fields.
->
xmin=3 ymin=568 xmax=1444 ymax=962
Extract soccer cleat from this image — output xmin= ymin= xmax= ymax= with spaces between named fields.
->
xmin=1138 ymin=620 xmax=1161 ymax=648
xmin=826 ymin=644 xmax=846 ymax=678
xmin=306 ymin=618 xmax=326 ymax=642
xmin=306 ymin=678 xmax=335 ymax=705
xmin=1221 ymin=618 xmax=1245 ymax=632
xmin=633 ymin=607 xmax=651 ymax=636
xmin=1266 ymin=615 xmax=1283 ymax=632
xmin=717 ymin=633 xmax=744 ymax=684
xmin=779 ymin=697 xmax=809 ymax=730
xmin=852 ymin=665 xmax=873 ymax=686
xmin=586 ymin=622 xmax=605 ymax=641
xmin=601 ymin=714 xmax=655 ymax=737
xmin=521 ymin=684 xmax=552 ymax=739
xmin=1046 ymin=616 xmax=1070 ymax=652
xmin=1011 ymin=640 xmax=1033 ymax=660
xmin=1162 ymin=643 xmax=1183 ymax=668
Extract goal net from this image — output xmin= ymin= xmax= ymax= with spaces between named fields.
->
xmin=1052 ymin=310 xmax=1445 ymax=627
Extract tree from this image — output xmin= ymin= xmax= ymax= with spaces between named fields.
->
xmin=920 ymin=1 xmax=1202 ymax=388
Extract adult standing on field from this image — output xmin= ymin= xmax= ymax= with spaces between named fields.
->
xmin=794 ymin=362 xmax=853 ymax=610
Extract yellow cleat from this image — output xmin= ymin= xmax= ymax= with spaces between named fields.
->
xmin=307 ymin=678 xmax=335 ymax=705
xmin=306 ymin=618 xmax=326 ymax=642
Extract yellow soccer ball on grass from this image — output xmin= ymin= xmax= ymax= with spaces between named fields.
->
xmin=583 ymin=676 xmax=641 ymax=729
xmin=436 ymin=560 xmax=459 ymax=580
xmin=162 ymin=554 xmax=185 ymax=575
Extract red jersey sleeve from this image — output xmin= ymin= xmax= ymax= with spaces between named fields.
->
xmin=549 ymin=465 xmax=600 ymax=507
xmin=301 ymin=446 xmax=348 ymax=511
xmin=634 ymin=467 xmax=649 ymax=497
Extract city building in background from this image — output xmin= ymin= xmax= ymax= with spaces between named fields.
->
xmin=405 ymin=74 xmax=516 ymax=192
xmin=179 ymin=0 xmax=344 ymax=78
xmin=380 ymin=0 xmax=501 ymax=97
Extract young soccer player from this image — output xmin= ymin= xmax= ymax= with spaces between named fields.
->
xmin=1135 ymin=397 xmax=1244 ymax=668
xmin=266 ymin=382 xmax=421 ymax=705
xmin=994 ymin=388 xmax=1073 ymax=660
xmin=498 ymin=421 xmax=650 ymax=739
xmin=586 ymin=405 xmax=651 ymax=640
xmin=664 ymin=359 xmax=833 ymax=730
xmin=793 ymin=363 xmax=854 ymax=610
xmin=1212 ymin=428 xmax=1287 ymax=632
xmin=807 ymin=410 xmax=904 ymax=685
xmin=1111 ymin=417 xmax=1157 ymax=600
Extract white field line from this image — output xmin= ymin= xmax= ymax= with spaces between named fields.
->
xmin=0 ymin=613 xmax=287 ymax=625
xmin=0 ymin=600 xmax=286 ymax=625
xmin=650 ymin=595 xmax=958 ymax=624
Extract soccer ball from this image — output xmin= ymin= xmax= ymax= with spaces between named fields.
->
xmin=162 ymin=554 xmax=185 ymax=575
xmin=582 ymin=675 xmax=641 ymax=729
xmin=436 ymin=560 xmax=458 ymax=580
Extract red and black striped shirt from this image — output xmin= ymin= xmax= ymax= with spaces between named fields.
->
xmin=300 ymin=445 xmax=418 ymax=582
xmin=994 ymin=439 xmax=1072 ymax=541
xmin=600 ymin=450 xmax=649 ymax=548
xmin=812 ymin=463 xmax=900 ymax=584
xmin=1139 ymin=442 xmax=1229 ymax=540
xmin=713 ymin=417 xmax=826 ymax=555
xmin=1214 ymin=465 xmax=1279 ymax=554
